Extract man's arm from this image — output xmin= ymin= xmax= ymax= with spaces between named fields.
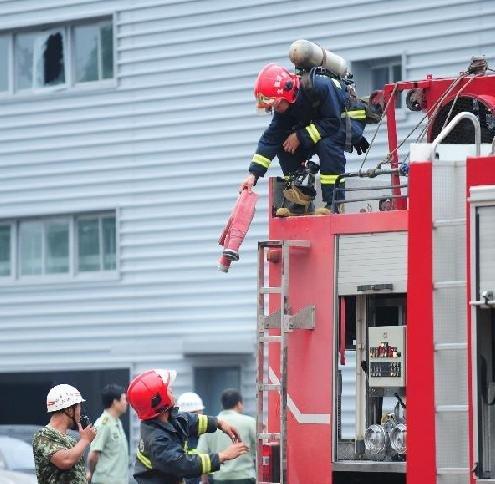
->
xmin=150 ymin=434 xmax=221 ymax=477
xmin=87 ymin=450 xmax=100 ymax=480
xmin=249 ymin=112 xmax=292 ymax=179
xmin=87 ymin=417 xmax=110 ymax=481
xmin=296 ymin=77 xmax=342 ymax=150
xmin=184 ymin=413 xmax=218 ymax=439
xmin=50 ymin=424 xmax=96 ymax=470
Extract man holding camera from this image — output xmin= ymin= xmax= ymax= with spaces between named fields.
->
xmin=33 ymin=383 xmax=97 ymax=484
xmin=87 ymin=383 xmax=129 ymax=484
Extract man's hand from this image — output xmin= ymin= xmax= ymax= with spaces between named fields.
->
xmin=283 ymin=133 xmax=300 ymax=154
xmin=218 ymin=442 xmax=249 ymax=463
xmin=218 ymin=419 xmax=241 ymax=443
xmin=352 ymin=136 xmax=370 ymax=155
xmin=239 ymin=173 xmax=257 ymax=193
xmin=78 ymin=423 xmax=97 ymax=443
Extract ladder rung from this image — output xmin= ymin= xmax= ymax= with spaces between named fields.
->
xmin=258 ymin=383 xmax=281 ymax=391
xmin=259 ymin=335 xmax=282 ymax=343
xmin=260 ymin=286 xmax=282 ymax=294
xmin=433 ymin=218 xmax=466 ymax=228
xmin=435 ymin=342 xmax=467 ymax=351
xmin=287 ymin=239 xmax=311 ymax=248
xmin=436 ymin=404 xmax=468 ymax=413
xmin=434 ymin=281 xmax=466 ymax=289
xmin=437 ymin=467 xmax=470 ymax=475
xmin=258 ymin=432 xmax=280 ymax=440
xmin=259 ymin=240 xmax=283 ymax=248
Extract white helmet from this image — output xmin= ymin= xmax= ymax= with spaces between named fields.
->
xmin=46 ymin=384 xmax=85 ymax=413
xmin=177 ymin=392 xmax=204 ymax=413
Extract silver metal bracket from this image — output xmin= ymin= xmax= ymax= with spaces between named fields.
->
xmin=261 ymin=305 xmax=316 ymax=331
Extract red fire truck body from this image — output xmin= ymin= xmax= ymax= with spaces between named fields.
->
xmin=256 ymin=70 xmax=495 ymax=484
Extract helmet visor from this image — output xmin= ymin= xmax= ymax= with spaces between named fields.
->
xmin=256 ymin=93 xmax=276 ymax=108
xmin=256 ymin=94 xmax=277 ymax=114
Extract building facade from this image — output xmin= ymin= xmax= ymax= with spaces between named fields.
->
xmin=0 ymin=0 xmax=493 ymax=453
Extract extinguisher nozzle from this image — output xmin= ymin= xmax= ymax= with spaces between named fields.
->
xmin=218 ymin=255 xmax=232 ymax=273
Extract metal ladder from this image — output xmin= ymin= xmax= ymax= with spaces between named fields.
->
xmin=255 ymin=240 xmax=314 ymax=484
xmin=429 ymin=113 xmax=480 ymax=483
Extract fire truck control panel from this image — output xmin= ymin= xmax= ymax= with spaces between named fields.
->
xmin=368 ymin=326 xmax=406 ymax=388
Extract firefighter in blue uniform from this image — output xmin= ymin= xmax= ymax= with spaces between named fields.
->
xmin=127 ymin=369 xmax=249 ymax=484
xmin=240 ymin=63 xmax=369 ymax=215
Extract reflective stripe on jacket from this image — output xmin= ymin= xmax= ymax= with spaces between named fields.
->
xmin=133 ymin=411 xmax=221 ymax=484
xmin=249 ymin=74 xmax=365 ymax=178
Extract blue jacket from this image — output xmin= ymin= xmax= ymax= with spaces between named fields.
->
xmin=134 ymin=410 xmax=221 ymax=484
xmin=249 ymin=74 xmax=366 ymax=177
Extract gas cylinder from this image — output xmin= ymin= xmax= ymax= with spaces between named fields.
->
xmin=289 ymin=39 xmax=348 ymax=77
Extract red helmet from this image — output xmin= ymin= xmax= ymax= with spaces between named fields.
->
xmin=254 ymin=64 xmax=300 ymax=110
xmin=127 ymin=369 xmax=177 ymax=421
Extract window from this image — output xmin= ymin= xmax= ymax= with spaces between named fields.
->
xmin=74 ymin=21 xmax=113 ymax=83
xmin=2 ymin=18 xmax=114 ymax=94
xmin=0 ymin=211 xmax=116 ymax=281
xmin=0 ymin=36 xmax=8 ymax=93
xmin=15 ymin=29 xmax=65 ymax=90
xmin=0 ymin=225 xmax=12 ymax=276
xmin=351 ymin=56 xmax=403 ymax=107
xmin=18 ymin=218 xmax=70 ymax=275
xmin=77 ymin=214 xmax=116 ymax=272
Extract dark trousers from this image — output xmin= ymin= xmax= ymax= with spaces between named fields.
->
xmin=277 ymin=136 xmax=346 ymax=206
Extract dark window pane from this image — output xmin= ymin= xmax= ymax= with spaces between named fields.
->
xmin=74 ymin=25 xmax=99 ymax=82
xmin=19 ymin=221 xmax=43 ymax=275
xmin=43 ymin=32 xmax=65 ymax=86
xmin=100 ymin=23 xmax=114 ymax=79
xmin=45 ymin=221 xmax=69 ymax=274
xmin=393 ymin=64 xmax=402 ymax=83
xmin=0 ymin=37 xmax=8 ymax=92
xmin=0 ymin=225 xmax=11 ymax=276
xmin=371 ymin=66 xmax=389 ymax=91
xmin=78 ymin=218 xmax=100 ymax=271
xmin=102 ymin=217 xmax=116 ymax=270
xmin=393 ymin=65 xmax=403 ymax=107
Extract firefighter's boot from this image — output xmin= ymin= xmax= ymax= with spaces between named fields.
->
xmin=276 ymin=185 xmax=314 ymax=217
xmin=315 ymin=203 xmax=345 ymax=215
xmin=315 ymin=205 xmax=332 ymax=216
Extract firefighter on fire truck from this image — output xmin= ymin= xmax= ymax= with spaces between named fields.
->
xmin=127 ymin=369 xmax=249 ymax=484
xmin=239 ymin=60 xmax=370 ymax=215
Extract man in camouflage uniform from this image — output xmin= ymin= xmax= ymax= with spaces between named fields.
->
xmin=88 ymin=383 xmax=129 ymax=484
xmin=33 ymin=383 xmax=97 ymax=484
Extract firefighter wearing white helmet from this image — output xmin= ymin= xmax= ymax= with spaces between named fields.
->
xmin=177 ymin=392 xmax=205 ymax=414
xmin=33 ymin=384 xmax=97 ymax=484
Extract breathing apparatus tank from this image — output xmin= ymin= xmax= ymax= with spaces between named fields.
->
xmin=289 ymin=39 xmax=348 ymax=77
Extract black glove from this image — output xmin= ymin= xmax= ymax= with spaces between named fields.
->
xmin=353 ymin=137 xmax=370 ymax=155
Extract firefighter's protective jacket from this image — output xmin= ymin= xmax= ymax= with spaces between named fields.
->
xmin=134 ymin=410 xmax=221 ymax=484
xmin=249 ymin=74 xmax=366 ymax=177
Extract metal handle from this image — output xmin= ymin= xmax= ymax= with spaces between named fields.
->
xmin=430 ymin=111 xmax=481 ymax=160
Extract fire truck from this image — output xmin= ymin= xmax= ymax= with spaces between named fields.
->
xmin=255 ymin=60 xmax=495 ymax=484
